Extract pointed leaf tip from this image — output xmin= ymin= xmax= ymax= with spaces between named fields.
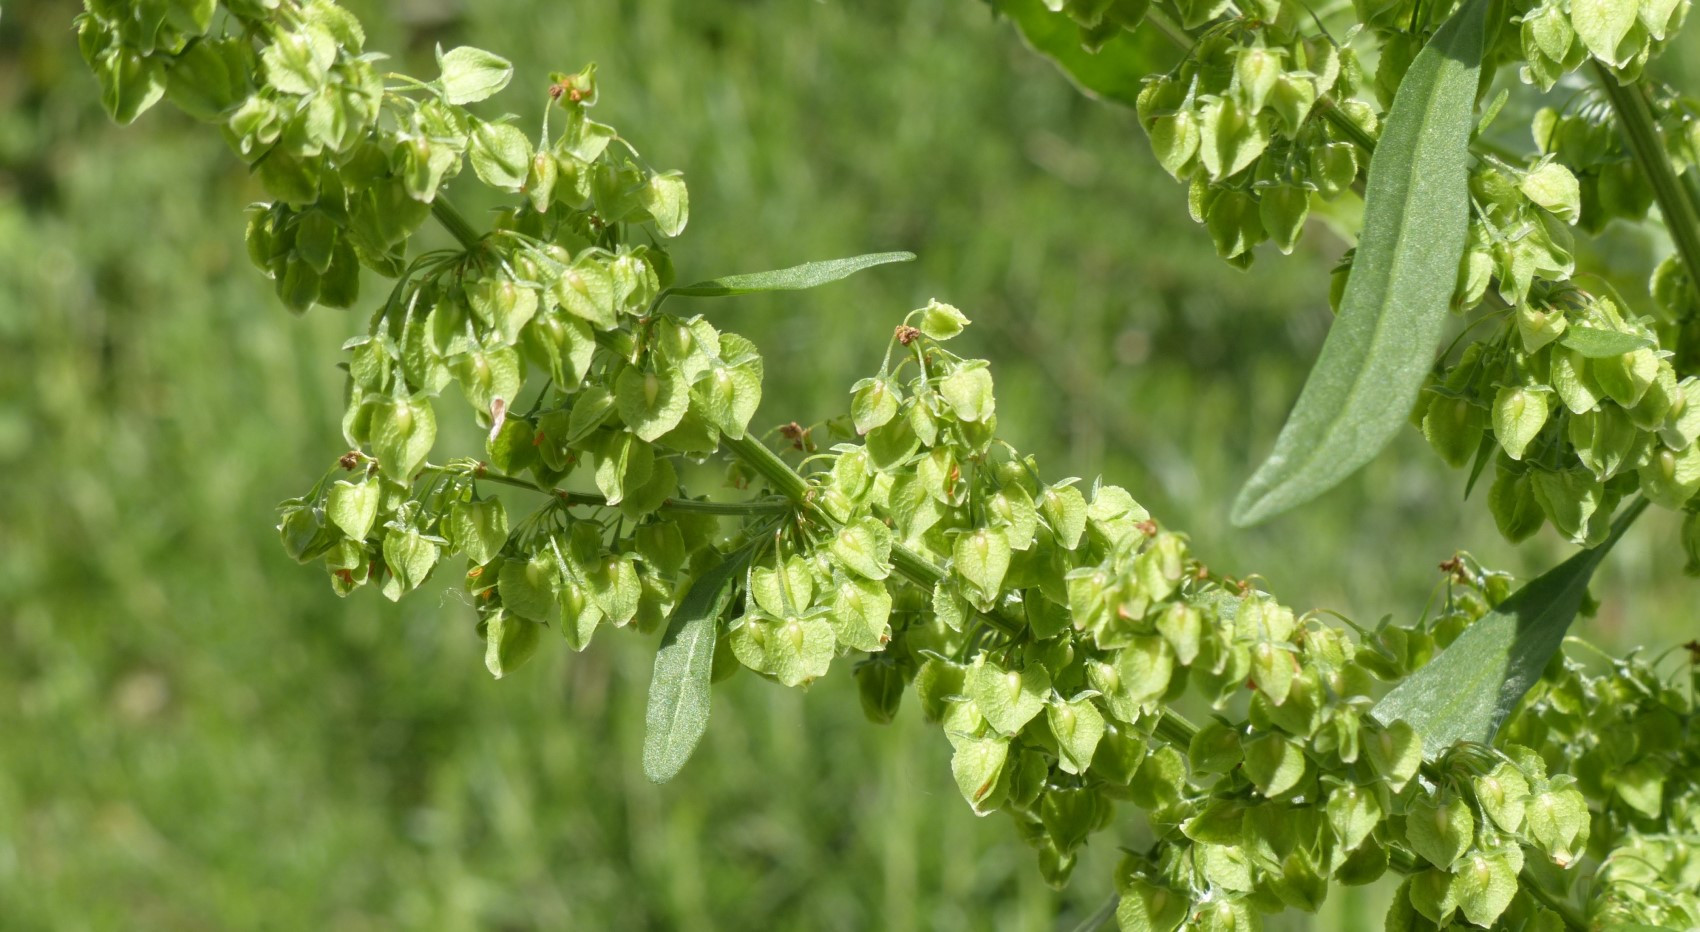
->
xmin=1230 ymin=0 xmax=1489 ymax=527
xmin=641 ymin=544 xmax=757 ymax=783
xmin=670 ymin=251 xmax=916 ymax=299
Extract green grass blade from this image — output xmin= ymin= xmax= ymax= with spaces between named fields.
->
xmin=669 ymin=251 xmax=915 ymax=298
xmin=1372 ymin=498 xmax=1648 ymax=757
xmin=1230 ymin=0 xmax=1489 ymax=527
xmin=642 ymin=543 xmax=757 ymax=783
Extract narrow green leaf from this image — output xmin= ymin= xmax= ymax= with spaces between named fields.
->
xmin=1231 ymin=0 xmax=1489 ymax=527
xmin=1372 ymin=498 xmax=1647 ymax=757
xmin=669 ymin=252 xmax=915 ymax=298
xmin=642 ymin=543 xmax=758 ymax=783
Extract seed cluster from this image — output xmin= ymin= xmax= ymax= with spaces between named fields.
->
xmin=78 ymin=0 xmax=1700 ymax=928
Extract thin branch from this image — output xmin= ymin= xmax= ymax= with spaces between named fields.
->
xmin=430 ymin=462 xmax=793 ymax=516
xmin=1067 ymin=893 xmax=1119 ymax=932
xmin=1520 ymin=863 xmax=1590 ymax=932
xmin=430 ymin=196 xmax=484 ymax=251
xmin=1595 ymin=66 xmax=1700 ymax=304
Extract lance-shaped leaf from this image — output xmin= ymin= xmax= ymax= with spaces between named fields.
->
xmin=1372 ymin=498 xmax=1647 ymax=757
xmin=642 ymin=543 xmax=758 ymax=783
xmin=1231 ymin=0 xmax=1488 ymax=527
xmin=669 ymin=252 xmax=915 ymax=298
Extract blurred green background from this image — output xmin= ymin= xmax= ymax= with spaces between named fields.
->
xmin=3 ymin=2 xmax=1695 ymax=929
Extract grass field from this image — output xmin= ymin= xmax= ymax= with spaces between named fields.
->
xmin=2 ymin=1 xmax=1695 ymax=928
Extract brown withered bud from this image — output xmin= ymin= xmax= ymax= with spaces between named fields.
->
xmin=896 ymin=324 xmax=922 ymax=345
xmin=779 ymin=421 xmax=812 ymax=451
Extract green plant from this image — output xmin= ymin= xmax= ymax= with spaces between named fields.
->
xmin=75 ymin=0 xmax=1700 ymax=929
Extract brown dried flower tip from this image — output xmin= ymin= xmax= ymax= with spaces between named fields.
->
xmin=548 ymin=77 xmax=587 ymax=103
xmin=896 ymin=324 xmax=922 ymax=345
xmin=339 ymin=450 xmax=362 ymax=470
xmin=780 ymin=421 xmax=811 ymax=450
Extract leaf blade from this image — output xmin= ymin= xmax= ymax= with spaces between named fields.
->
xmin=641 ymin=543 xmax=758 ymax=783
xmin=1371 ymin=498 xmax=1646 ymax=757
xmin=670 ymin=252 xmax=916 ymax=298
xmin=985 ymin=0 xmax=1160 ymax=107
xmin=1230 ymin=0 xmax=1489 ymax=526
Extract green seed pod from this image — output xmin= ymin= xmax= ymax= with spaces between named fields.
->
xmin=1269 ymin=74 xmax=1317 ymax=135
xmin=1187 ymin=719 xmax=1243 ymax=774
xmin=1517 ymin=302 xmax=1568 ymax=352
xmin=1198 ymin=96 xmax=1269 ymax=181
xmin=1520 ymin=161 xmax=1582 ymax=224
xmin=1681 ymin=509 xmax=1700 ymax=575
xmin=1568 ymin=403 xmax=1642 ymax=479
xmin=1234 ymin=47 xmax=1281 ymax=115
xmin=1135 ymin=73 xmax=1185 ymax=131
xmin=1147 ymin=109 xmax=1202 ymax=179
xmin=1530 ymin=467 xmax=1603 ymax=543
xmin=1489 ymin=466 xmax=1546 ymax=542
xmin=854 ymin=658 xmax=907 ymax=725
xmin=1650 ymin=253 xmax=1696 ymax=319
xmin=1473 ymin=763 xmax=1531 ymax=834
xmin=1492 ymin=385 xmax=1550 ymax=461
xmin=1551 ymin=345 xmax=1603 ymax=414
xmin=1404 ymin=789 xmax=1473 ymax=869
xmin=1594 ymin=347 xmax=1660 ymax=407
xmin=918 ymin=299 xmax=969 ymax=340
xmin=1204 ymin=189 xmax=1265 ymax=259
xmin=949 ymin=735 xmax=1009 ymax=815
xmin=1424 ymin=395 xmax=1487 ymax=468
xmin=1628 ymin=365 xmax=1678 ymax=430
xmin=1527 ymin=784 xmax=1590 ymax=867
xmin=1243 ymin=733 xmax=1307 ymax=797
xmin=1048 ymin=695 xmax=1106 ymax=775
xmin=1258 ymin=185 xmax=1310 ymax=254
xmin=1638 ymin=443 xmax=1700 ymax=508
xmin=483 ymin=611 xmax=541 ymax=679
xmin=1310 ymin=142 xmax=1358 ymax=198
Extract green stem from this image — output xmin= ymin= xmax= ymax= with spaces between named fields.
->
xmin=1151 ymin=707 xmax=1199 ymax=745
xmin=722 ymin=434 xmax=812 ymax=503
xmin=1388 ymin=847 xmax=1420 ymax=874
xmin=1595 ymin=66 xmax=1700 ymax=297
xmin=1313 ymin=95 xmax=1379 ymax=156
xmin=448 ymin=463 xmax=792 ymax=516
xmin=1069 ymin=893 xmax=1120 ymax=932
xmin=1520 ymin=864 xmax=1589 ymax=932
xmin=430 ymin=196 xmax=484 ymax=251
